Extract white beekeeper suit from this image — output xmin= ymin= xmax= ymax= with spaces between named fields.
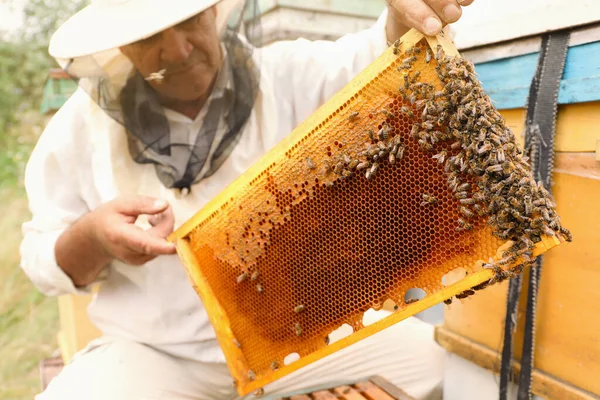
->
xmin=20 ymin=0 xmax=444 ymax=398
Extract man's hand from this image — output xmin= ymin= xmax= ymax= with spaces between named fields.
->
xmin=386 ymin=0 xmax=475 ymax=43
xmin=55 ymin=196 xmax=177 ymax=287
xmin=91 ymin=196 xmax=177 ymax=265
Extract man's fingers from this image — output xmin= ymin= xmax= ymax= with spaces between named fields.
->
xmin=115 ymin=249 xmax=157 ymax=266
xmin=424 ymin=0 xmax=462 ymax=24
xmin=387 ymin=0 xmax=464 ymax=36
xmin=388 ymin=0 xmax=440 ymax=36
xmin=457 ymin=0 xmax=474 ymax=6
xmin=147 ymin=205 xmax=175 ymax=239
xmin=120 ymin=224 xmax=177 ymax=256
xmin=112 ymin=195 xmax=170 ymax=217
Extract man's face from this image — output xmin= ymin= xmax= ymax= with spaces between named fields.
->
xmin=120 ymin=7 xmax=222 ymax=103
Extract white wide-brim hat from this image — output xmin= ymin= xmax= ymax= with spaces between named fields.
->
xmin=49 ymin=0 xmax=241 ymax=59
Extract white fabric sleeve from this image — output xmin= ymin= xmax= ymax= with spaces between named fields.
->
xmin=261 ymin=8 xmax=389 ymax=133
xmin=20 ymin=89 xmax=97 ymax=296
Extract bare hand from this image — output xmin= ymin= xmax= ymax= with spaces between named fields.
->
xmin=386 ymin=0 xmax=475 ymax=38
xmin=90 ymin=195 xmax=177 ymax=265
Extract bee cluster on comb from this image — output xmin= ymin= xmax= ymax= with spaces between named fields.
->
xmin=174 ymin=32 xmax=570 ymax=395
xmin=392 ymin=40 xmax=572 ymax=294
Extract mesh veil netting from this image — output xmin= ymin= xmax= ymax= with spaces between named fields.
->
xmin=57 ymin=0 xmax=262 ymax=190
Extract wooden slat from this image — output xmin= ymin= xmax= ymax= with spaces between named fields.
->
xmin=435 ymin=326 xmax=599 ymax=400
xmin=369 ymin=376 xmax=416 ymax=400
xmin=499 ymin=103 xmax=600 ymax=153
xmin=354 ymin=381 xmax=396 ymax=400
xmin=312 ymin=390 xmax=338 ymax=400
xmin=289 ymin=395 xmax=312 ymax=400
xmin=333 ymin=385 xmax=368 ymax=400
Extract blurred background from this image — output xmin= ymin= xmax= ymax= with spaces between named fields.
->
xmin=0 ymin=1 xmax=87 ymax=398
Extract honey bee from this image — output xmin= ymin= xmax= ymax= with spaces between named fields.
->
xmin=473 ymin=204 xmax=485 ymax=216
xmin=497 ymin=148 xmax=506 ymax=163
xmin=455 ymin=289 xmax=475 ymax=299
xmin=324 ymin=181 xmax=334 ymax=188
xmin=498 ymin=255 xmax=517 ymax=266
xmin=306 ymin=157 xmax=315 ymax=170
xmin=233 ymin=338 xmax=242 ymax=349
xmin=477 ymin=142 xmax=492 ymax=154
xmin=472 ymin=281 xmax=490 ymax=291
xmin=460 ymin=206 xmax=475 ymax=218
xmin=400 ymin=106 xmax=414 ymax=118
xmin=370 ymin=162 xmax=379 ymax=175
xmin=457 ymin=182 xmax=470 ymax=191
xmin=366 ymin=129 xmax=375 ymax=141
xmin=455 ymin=191 xmax=468 ymax=199
xmin=347 ymin=111 xmax=359 ymax=122
xmin=418 ymin=139 xmax=433 ymax=151
xmin=381 ymin=109 xmax=397 ymax=119
xmin=341 ymin=169 xmax=352 ymax=178
xmin=270 ymin=361 xmax=279 ymax=371
xmin=256 ymin=283 xmax=264 ymax=293
xmin=248 ymin=370 xmax=256 ymax=381
xmin=541 ymin=226 xmax=556 ymax=237
xmin=559 ymin=226 xmax=573 ymax=241
xmin=403 ymin=55 xmax=417 ymax=65
xmin=295 ymin=323 xmax=302 ymax=336
xmin=396 ymin=146 xmax=405 ymax=160
xmin=347 ymin=159 xmax=359 ymax=169
xmin=435 ymin=44 xmax=443 ymax=60
xmin=254 ymin=388 xmax=265 ymax=396
xmin=431 ymin=150 xmax=447 ymax=165
xmin=389 ymin=152 xmax=396 ymax=164
xmin=456 ymin=218 xmax=473 ymax=231
xmin=405 ymin=298 xmax=419 ymax=304
xmin=524 ymin=196 xmax=532 ymax=215
xmin=486 ymin=164 xmax=503 ymax=173
xmin=444 ymin=298 xmax=453 ymax=305
xmin=232 ymin=379 xmax=238 ymax=389
xmin=421 ymin=193 xmax=438 ymax=205
xmin=356 ymin=161 xmax=371 ymax=170
xmin=333 ymin=162 xmax=344 ymax=174
xmin=377 ymin=125 xmax=390 ymax=140
xmin=425 ymin=48 xmax=432 ymax=63
xmin=237 ymin=272 xmax=248 ymax=283
xmin=251 ymin=270 xmax=260 ymax=281
xmin=294 ymin=304 xmax=306 ymax=313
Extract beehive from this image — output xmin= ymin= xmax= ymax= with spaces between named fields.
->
xmin=169 ymin=29 xmax=570 ymax=396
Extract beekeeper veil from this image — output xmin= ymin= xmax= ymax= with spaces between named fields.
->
xmin=49 ymin=0 xmax=262 ymax=190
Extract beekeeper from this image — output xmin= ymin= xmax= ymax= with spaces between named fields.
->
xmin=21 ymin=0 xmax=474 ymax=398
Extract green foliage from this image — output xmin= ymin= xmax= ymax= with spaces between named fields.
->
xmin=0 ymin=0 xmax=88 ymax=186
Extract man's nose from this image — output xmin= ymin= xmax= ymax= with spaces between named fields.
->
xmin=159 ymin=27 xmax=193 ymax=63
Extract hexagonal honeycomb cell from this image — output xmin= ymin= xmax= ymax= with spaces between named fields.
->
xmin=170 ymin=30 xmax=569 ymax=396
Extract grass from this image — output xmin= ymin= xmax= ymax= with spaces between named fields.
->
xmin=0 ymin=114 xmax=60 ymax=399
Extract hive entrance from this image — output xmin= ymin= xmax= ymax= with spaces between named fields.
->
xmin=171 ymin=29 xmax=569 ymax=396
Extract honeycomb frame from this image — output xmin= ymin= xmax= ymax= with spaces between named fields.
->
xmin=169 ymin=29 xmax=565 ymax=396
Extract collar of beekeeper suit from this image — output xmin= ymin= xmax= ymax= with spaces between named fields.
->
xmin=49 ymin=0 xmax=262 ymax=190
